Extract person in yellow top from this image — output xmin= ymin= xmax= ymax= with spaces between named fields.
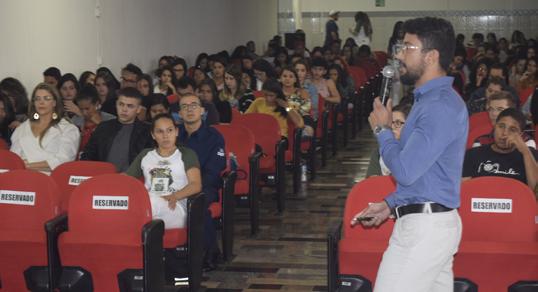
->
xmin=245 ymin=79 xmax=304 ymax=138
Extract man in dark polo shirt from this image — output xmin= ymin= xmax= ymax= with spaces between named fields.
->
xmin=80 ymin=87 xmax=153 ymax=171
xmin=177 ymin=93 xmax=226 ymax=270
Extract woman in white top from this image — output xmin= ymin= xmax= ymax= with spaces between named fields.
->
xmin=126 ymin=113 xmax=201 ymax=229
xmin=349 ymin=11 xmax=372 ymax=47
xmin=10 ymin=83 xmax=80 ymax=172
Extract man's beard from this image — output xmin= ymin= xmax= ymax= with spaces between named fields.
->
xmin=399 ymin=61 xmax=425 ymax=86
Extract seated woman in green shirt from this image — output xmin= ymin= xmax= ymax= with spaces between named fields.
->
xmin=126 ymin=113 xmax=201 ymax=229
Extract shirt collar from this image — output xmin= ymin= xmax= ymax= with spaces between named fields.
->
xmin=179 ymin=122 xmax=207 ymax=141
xmin=413 ymin=76 xmax=454 ymax=102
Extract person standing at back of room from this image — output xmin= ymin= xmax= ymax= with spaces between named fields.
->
xmin=351 ymin=17 xmax=468 ymax=292
xmin=324 ymin=10 xmax=340 ymax=48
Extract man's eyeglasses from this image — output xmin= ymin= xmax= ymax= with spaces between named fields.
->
xmin=392 ymin=42 xmax=427 ymax=55
xmin=180 ymin=103 xmax=201 ymax=110
xmin=391 ymin=120 xmax=405 ymax=129
xmin=487 ymin=107 xmax=508 ymax=114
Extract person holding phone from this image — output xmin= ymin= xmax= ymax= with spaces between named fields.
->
xmin=352 ymin=17 xmax=467 ymax=291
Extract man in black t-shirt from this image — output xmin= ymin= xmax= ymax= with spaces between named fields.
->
xmin=324 ymin=10 xmax=340 ymax=48
xmin=463 ymin=108 xmax=538 ymax=189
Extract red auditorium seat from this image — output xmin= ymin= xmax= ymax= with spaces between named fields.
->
xmin=231 ymin=107 xmax=242 ymax=122
xmin=466 ymin=122 xmax=493 ymax=149
xmin=50 ymin=161 xmax=117 ymax=211
xmin=232 ymin=113 xmax=287 ymax=212
xmin=468 ymin=111 xmax=490 ymax=131
xmin=0 ymin=170 xmax=63 ymax=291
xmin=374 ymin=51 xmax=388 ymax=68
xmin=285 ymin=120 xmax=306 ymax=194
xmin=56 ymin=174 xmax=203 ymax=291
xmin=0 ymin=149 xmax=25 ymax=172
xmin=316 ymin=96 xmax=338 ymax=167
xmin=347 ymin=66 xmax=368 ymax=91
xmin=327 ymin=176 xmax=397 ymax=291
xmin=214 ymin=124 xmax=261 ymax=235
xmin=455 ymin=177 xmax=538 ymax=291
xmin=0 ymin=138 xmax=8 ymax=150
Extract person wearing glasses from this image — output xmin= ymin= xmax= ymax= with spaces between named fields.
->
xmin=120 ymin=63 xmax=143 ymax=89
xmin=365 ymin=102 xmax=411 ymax=177
xmin=10 ymin=83 xmax=80 ymax=172
xmin=463 ymin=108 xmax=538 ymax=189
xmin=176 ymin=94 xmax=226 ymax=271
xmin=80 ymin=87 xmax=153 ymax=172
xmin=472 ymin=91 xmax=536 ymax=148
xmin=352 ymin=17 xmax=467 ymax=291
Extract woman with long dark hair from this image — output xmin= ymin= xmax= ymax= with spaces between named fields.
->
xmin=349 ymin=11 xmax=373 ymax=47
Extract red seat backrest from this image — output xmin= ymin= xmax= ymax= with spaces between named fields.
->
xmin=0 ymin=138 xmax=8 ymax=150
xmin=469 ymin=111 xmax=490 ymax=130
xmin=374 ymin=51 xmax=388 ymax=68
xmin=231 ymin=108 xmax=242 ymax=122
xmin=0 ymin=149 xmax=25 ymax=172
xmin=466 ymin=122 xmax=493 ymax=149
xmin=347 ymin=66 xmax=368 ymax=91
xmin=342 ymin=176 xmax=397 ymax=241
xmin=232 ymin=113 xmax=281 ymax=158
xmin=213 ymin=124 xmax=255 ymax=176
xmin=50 ymin=161 xmax=117 ymax=211
xmin=0 ymin=170 xmax=61 ymax=291
xmin=460 ymin=177 xmax=536 ymax=242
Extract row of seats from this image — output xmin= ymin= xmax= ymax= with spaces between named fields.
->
xmin=327 ymin=176 xmax=538 ymax=292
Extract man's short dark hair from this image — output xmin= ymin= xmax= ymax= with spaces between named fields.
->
xmin=122 ymin=63 xmax=143 ymax=78
xmin=117 ymin=87 xmax=143 ymax=101
xmin=174 ymin=77 xmax=196 ymax=91
xmin=402 ymin=17 xmax=455 ymax=72
xmin=496 ymin=108 xmax=526 ymax=131
xmin=487 ymin=76 xmax=507 ymax=89
xmin=43 ymin=67 xmax=62 ymax=80
xmin=252 ymin=59 xmax=276 ymax=78
xmin=489 ymin=63 xmax=509 ymax=82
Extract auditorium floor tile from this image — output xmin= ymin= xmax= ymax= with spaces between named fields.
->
xmin=201 ymin=129 xmax=376 ymax=291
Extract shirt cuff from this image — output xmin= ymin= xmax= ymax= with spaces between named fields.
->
xmin=376 ymin=128 xmax=394 ymax=152
xmin=384 ymin=195 xmax=396 ymax=209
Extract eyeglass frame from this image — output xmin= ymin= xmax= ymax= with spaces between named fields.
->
xmin=392 ymin=42 xmax=431 ymax=55
xmin=179 ymin=102 xmax=202 ymax=111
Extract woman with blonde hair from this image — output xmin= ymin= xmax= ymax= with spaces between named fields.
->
xmin=10 ymin=83 xmax=80 ymax=172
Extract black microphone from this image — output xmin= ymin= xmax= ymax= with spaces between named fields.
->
xmin=380 ymin=65 xmax=396 ymax=106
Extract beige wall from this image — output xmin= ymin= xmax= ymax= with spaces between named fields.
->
xmin=0 ymin=0 xmax=278 ymax=91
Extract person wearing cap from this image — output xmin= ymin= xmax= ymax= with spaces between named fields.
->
xmin=324 ymin=10 xmax=340 ymax=48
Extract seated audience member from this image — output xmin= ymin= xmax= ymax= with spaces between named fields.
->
xmin=0 ymin=92 xmax=16 ymax=144
xmin=473 ymin=91 xmax=535 ymax=148
xmin=175 ymin=77 xmax=219 ymax=125
xmin=252 ymin=59 xmax=277 ymax=91
xmin=488 ymin=63 xmax=520 ymax=102
xmin=310 ymin=57 xmax=342 ymax=104
xmin=146 ymin=93 xmax=170 ymax=121
xmin=219 ymin=65 xmax=255 ymax=113
xmin=328 ymin=63 xmax=355 ymax=100
xmin=43 ymin=67 xmax=62 ymax=87
xmin=467 ymin=76 xmax=510 ymax=114
xmin=197 ymin=79 xmax=231 ymax=123
xmin=154 ymin=66 xmax=177 ymax=96
xmin=171 ymin=58 xmax=188 ymax=82
xmin=126 ymin=113 xmax=201 ymax=229
xmin=73 ymin=85 xmax=116 ymax=152
xmin=246 ymin=79 xmax=304 ymax=138
xmin=136 ymin=73 xmax=154 ymax=122
xmin=366 ymin=103 xmax=412 ymax=177
xmin=211 ymin=56 xmax=227 ymax=91
xmin=192 ymin=66 xmax=208 ymax=87
xmin=465 ymin=59 xmax=491 ymax=99
xmin=294 ymin=60 xmax=319 ymax=120
xmin=121 ymin=63 xmax=143 ymax=89
xmin=509 ymin=57 xmax=527 ymax=88
xmin=10 ymin=83 xmax=80 ymax=172
xmin=280 ymin=67 xmax=313 ymax=136
xmin=95 ymin=71 xmax=120 ymax=116
xmin=58 ymin=73 xmax=81 ymax=117
xmin=516 ymin=57 xmax=538 ymax=103
xmin=80 ymin=87 xmax=153 ymax=172
xmin=79 ymin=71 xmax=96 ymax=86
xmin=177 ymin=94 xmax=226 ymax=270
xmin=463 ymin=108 xmax=538 ymax=189
xmin=0 ymin=77 xmax=29 ymax=129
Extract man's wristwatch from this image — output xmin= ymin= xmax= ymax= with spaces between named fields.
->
xmin=373 ymin=125 xmax=390 ymax=135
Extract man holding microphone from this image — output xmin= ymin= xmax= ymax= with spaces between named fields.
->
xmin=352 ymin=17 xmax=468 ymax=292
